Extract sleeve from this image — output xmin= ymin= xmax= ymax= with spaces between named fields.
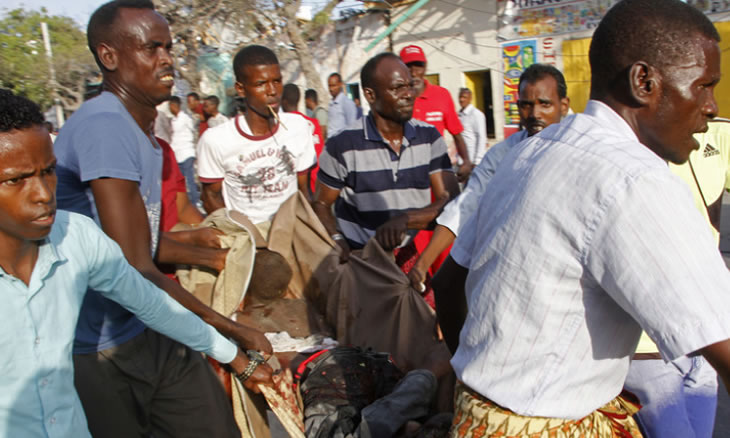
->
xmin=294 ymin=117 xmax=317 ymax=173
xmin=429 ymin=131 xmax=453 ymax=174
xmin=77 ymin=214 xmax=237 ymax=363
xmin=450 ymin=209 xmax=479 ymax=268
xmin=437 ymin=138 xmax=513 ymax=234
xmin=443 ymin=91 xmax=464 ymax=136
xmin=474 ymin=110 xmax=488 ymax=164
xmin=317 ymin=138 xmax=348 ymax=190
xmin=196 ymin=129 xmax=225 ymax=182
xmin=73 ymin=113 xmax=143 ymax=183
xmin=584 ymin=170 xmax=730 ymax=360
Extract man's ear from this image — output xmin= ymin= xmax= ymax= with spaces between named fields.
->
xmin=363 ymin=87 xmax=376 ymax=105
xmin=96 ymin=42 xmax=118 ymax=72
xmin=560 ymin=97 xmax=571 ymax=117
xmin=235 ymin=81 xmax=246 ymax=98
xmin=628 ymin=61 xmax=660 ymax=106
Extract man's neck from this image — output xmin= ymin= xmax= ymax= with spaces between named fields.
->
xmin=372 ymin=113 xmax=405 ymax=154
xmin=244 ymin=108 xmax=278 ymax=136
xmin=0 ymin=239 xmax=40 ymax=286
xmin=103 ymin=82 xmax=158 ymax=135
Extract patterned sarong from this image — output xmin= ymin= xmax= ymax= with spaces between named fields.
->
xmin=450 ymin=382 xmax=642 ymax=438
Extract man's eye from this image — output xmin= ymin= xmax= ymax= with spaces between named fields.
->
xmin=3 ymin=177 xmax=22 ymax=186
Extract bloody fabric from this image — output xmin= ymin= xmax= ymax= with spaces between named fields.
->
xmin=394 ymin=240 xmax=435 ymax=309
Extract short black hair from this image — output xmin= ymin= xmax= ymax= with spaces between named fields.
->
xmin=328 ymin=72 xmax=342 ymax=82
xmin=361 ymin=52 xmax=401 ymax=90
xmin=0 ymin=89 xmax=46 ymax=132
xmin=519 ymin=64 xmax=567 ymax=99
xmin=204 ymin=95 xmax=220 ymax=106
xmin=590 ymin=0 xmax=719 ymax=99
xmin=87 ymin=0 xmax=155 ymax=70
xmin=187 ymin=92 xmax=200 ymax=101
xmin=458 ymin=87 xmax=471 ymax=96
xmin=305 ymin=89 xmax=318 ymax=103
xmin=233 ymin=45 xmax=279 ymax=83
xmin=169 ymin=95 xmax=181 ymax=106
xmin=282 ymin=84 xmax=300 ymax=106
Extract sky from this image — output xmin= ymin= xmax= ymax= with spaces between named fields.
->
xmin=0 ymin=0 xmax=363 ymax=27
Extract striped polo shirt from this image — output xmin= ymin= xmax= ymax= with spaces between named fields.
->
xmin=317 ymin=113 xmax=453 ymax=249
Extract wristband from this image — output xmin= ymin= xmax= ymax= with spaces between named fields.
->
xmin=236 ymin=350 xmax=265 ymax=383
xmin=331 ymin=233 xmax=345 ymax=241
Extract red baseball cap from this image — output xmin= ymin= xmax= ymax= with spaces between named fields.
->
xmin=399 ymin=45 xmax=426 ymax=64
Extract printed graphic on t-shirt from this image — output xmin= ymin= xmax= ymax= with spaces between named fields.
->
xmin=234 ymin=145 xmax=296 ymax=202
xmin=703 ymin=143 xmax=720 ymax=158
xmin=425 ymin=111 xmax=444 ymax=124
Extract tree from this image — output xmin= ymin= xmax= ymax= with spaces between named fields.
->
xmin=156 ymin=0 xmax=340 ymax=105
xmin=0 ymin=8 xmax=97 ymax=111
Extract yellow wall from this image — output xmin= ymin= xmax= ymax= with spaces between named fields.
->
xmin=561 ymin=24 xmax=730 ymax=117
xmin=464 ymin=71 xmax=486 ymax=111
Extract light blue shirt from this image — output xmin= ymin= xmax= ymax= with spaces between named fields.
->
xmin=0 ymin=210 xmax=237 ymax=437
xmin=327 ymin=91 xmax=359 ymax=139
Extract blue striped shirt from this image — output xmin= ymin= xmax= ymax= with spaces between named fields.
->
xmin=317 ymin=113 xmax=453 ymax=248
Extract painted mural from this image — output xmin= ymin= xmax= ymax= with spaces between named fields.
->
xmin=502 ymin=39 xmax=537 ymax=127
xmin=499 ymin=0 xmax=618 ymax=40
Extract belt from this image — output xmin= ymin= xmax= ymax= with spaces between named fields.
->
xmin=632 ymin=352 xmax=662 ymax=360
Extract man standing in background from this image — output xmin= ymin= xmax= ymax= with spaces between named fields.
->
xmin=169 ymin=95 xmax=200 ymax=207
xmin=457 ymin=88 xmax=488 ymax=167
xmin=305 ymin=88 xmax=328 ymax=139
xmin=203 ymin=95 xmax=228 ymax=129
xmin=327 ymin=72 xmax=359 ymax=139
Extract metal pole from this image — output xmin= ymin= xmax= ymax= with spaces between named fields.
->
xmin=41 ymin=22 xmax=64 ymax=128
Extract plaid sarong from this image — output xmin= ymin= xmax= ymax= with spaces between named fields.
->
xmin=450 ymin=382 xmax=642 ymax=438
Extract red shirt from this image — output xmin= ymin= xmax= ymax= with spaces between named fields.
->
xmin=157 ymin=137 xmax=187 ymax=233
xmin=412 ymin=80 xmax=463 ymax=137
xmin=292 ymin=111 xmax=324 ymax=193
xmin=195 ymin=103 xmax=209 ymax=137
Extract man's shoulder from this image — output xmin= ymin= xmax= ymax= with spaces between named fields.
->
xmin=408 ymin=118 xmax=442 ymax=140
xmin=425 ymin=83 xmax=453 ymax=99
xmin=49 ymin=210 xmax=101 ymax=244
xmin=199 ymin=117 xmax=237 ymax=145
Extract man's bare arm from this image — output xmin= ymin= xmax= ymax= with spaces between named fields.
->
xmin=312 ymin=181 xmax=350 ymax=261
xmin=297 ymin=171 xmax=311 ymax=202
xmin=700 ymin=339 xmax=730 ymax=392
xmin=407 ymin=224 xmax=456 ymax=288
xmin=453 ymin=133 xmax=473 ymax=181
xmin=89 ymin=177 xmax=271 ymax=354
xmin=176 ymin=191 xmax=204 ymax=224
xmin=157 ymin=234 xmax=228 ymax=272
xmin=201 ymin=180 xmax=225 ymax=214
xmin=375 ymin=170 xmax=459 ymax=250
xmin=431 ymin=255 xmax=469 ymax=355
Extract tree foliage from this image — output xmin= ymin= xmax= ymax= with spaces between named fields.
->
xmin=0 ymin=8 xmax=97 ymax=111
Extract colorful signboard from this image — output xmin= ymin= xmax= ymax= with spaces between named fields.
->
xmin=502 ymin=39 xmax=537 ymax=127
xmin=499 ymin=0 xmax=617 ymax=39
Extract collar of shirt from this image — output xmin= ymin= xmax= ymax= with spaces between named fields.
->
xmin=583 ymin=100 xmax=640 ymax=144
xmin=0 ymin=237 xmax=66 ymax=298
xmin=362 ymin=112 xmax=417 ymax=147
xmin=459 ymin=104 xmax=474 ymax=116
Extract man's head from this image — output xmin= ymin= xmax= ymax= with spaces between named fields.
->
xmin=233 ymin=45 xmax=282 ymax=118
xmin=327 ymin=73 xmax=344 ymax=99
xmin=0 ymin=89 xmax=57 ymax=245
xmin=168 ymin=96 xmax=181 ymax=116
xmin=361 ymin=53 xmax=414 ymax=124
xmin=458 ymin=88 xmax=472 ymax=111
xmin=304 ymin=89 xmax=318 ymax=110
xmin=589 ymin=0 xmax=721 ymax=164
xmin=187 ymin=92 xmax=200 ymax=111
xmin=517 ymin=63 xmax=570 ymax=137
xmin=399 ymin=45 xmax=427 ymax=96
xmin=281 ymin=84 xmax=301 ymax=113
xmin=202 ymin=95 xmax=220 ymax=118
xmin=87 ymin=0 xmax=174 ymax=105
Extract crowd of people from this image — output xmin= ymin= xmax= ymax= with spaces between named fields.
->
xmin=3 ymin=0 xmax=730 ymax=437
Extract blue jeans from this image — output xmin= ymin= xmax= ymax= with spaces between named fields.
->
xmin=624 ymin=356 xmax=718 ymax=438
xmin=178 ymin=157 xmax=200 ymax=207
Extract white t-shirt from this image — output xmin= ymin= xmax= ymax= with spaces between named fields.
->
xmin=197 ymin=114 xmax=316 ymax=223
xmin=170 ymin=111 xmax=196 ymax=162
